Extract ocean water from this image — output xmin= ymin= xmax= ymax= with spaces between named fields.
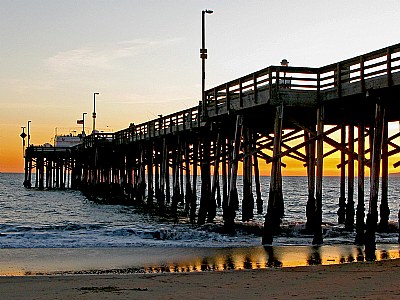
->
xmin=0 ymin=173 xmax=399 ymax=249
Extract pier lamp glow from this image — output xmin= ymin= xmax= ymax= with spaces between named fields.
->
xmin=92 ymin=92 xmax=99 ymax=133
xmin=201 ymin=9 xmax=213 ymax=120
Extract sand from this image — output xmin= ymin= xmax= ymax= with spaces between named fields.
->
xmin=1 ymin=258 xmax=399 ymax=299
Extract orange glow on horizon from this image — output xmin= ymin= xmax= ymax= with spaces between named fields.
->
xmin=2 ymin=123 xmax=400 ymax=177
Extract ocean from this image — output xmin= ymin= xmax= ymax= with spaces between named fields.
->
xmin=0 ymin=172 xmax=399 ymax=249
xmin=0 ymin=172 xmax=399 ymax=275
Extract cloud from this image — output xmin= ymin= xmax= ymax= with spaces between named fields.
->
xmin=1 ymin=79 xmax=55 ymax=91
xmin=46 ymin=38 xmax=181 ymax=73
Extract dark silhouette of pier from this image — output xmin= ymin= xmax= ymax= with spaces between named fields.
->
xmin=24 ymin=43 xmax=400 ymax=256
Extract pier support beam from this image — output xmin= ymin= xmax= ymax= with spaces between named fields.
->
xmin=253 ymin=132 xmax=263 ymax=214
xmin=379 ymin=121 xmax=389 ymax=232
xmin=221 ymin=135 xmax=228 ymax=212
xmin=337 ymin=125 xmax=346 ymax=224
xmin=355 ymin=121 xmax=365 ymax=245
xmin=184 ymin=140 xmax=192 ymax=214
xmin=190 ymin=140 xmax=199 ymax=223
xmin=365 ymin=100 xmax=385 ymax=259
xmin=198 ymin=136 xmax=212 ymax=225
xmin=171 ymin=138 xmax=180 ymax=216
xmin=263 ymin=105 xmax=284 ymax=244
xmin=147 ymin=142 xmax=154 ymax=207
xmin=224 ymin=115 xmax=243 ymax=231
xmin=305 ymin=130 xmax=316 ymax=233
xmin=313 ymin=105 xmax=324 ymax=245
xmin=210 ymin=133 xmax=221 ymax=222
xmin=158 ymin=138 xmax=167 ymax=212
xmin=345 ymin=125 xmax=355 ymax=230
xmin=242 ymin=125 xmax=254 ymax=222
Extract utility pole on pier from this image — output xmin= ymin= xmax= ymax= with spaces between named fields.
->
xmin=92 ymin=92 xmax=99 ymax=133
xmin=27 ymin=120 xmax=31 ymax=147
xmin=201 ymin=9 xmax=213 ymax=120
xmin=20 ymin=126 xmax=26 ymax=157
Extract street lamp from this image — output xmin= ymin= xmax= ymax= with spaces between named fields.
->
xmin=92 ymin=92 xmax=99 ymax=133
xmin=27 ymin=120 xmax=31 ymax=147
xmin=20 ymin=126 xmax=26 ymax=157
xmin=82 ymin=112 xmax=87 ymax=136
xmin=201 ymin=9 xmax=213 ymax=120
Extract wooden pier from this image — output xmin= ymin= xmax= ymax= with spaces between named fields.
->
xmin=24 ymin=43 xmax=400 ymax=255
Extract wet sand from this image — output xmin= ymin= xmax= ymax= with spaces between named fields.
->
xmin=0 ymin=245 xmax=399 ymax=299
xmin=0 ymin=258 xmax=399 ymax=299
xmin=0 ymin=244 xmax=399 ymax=276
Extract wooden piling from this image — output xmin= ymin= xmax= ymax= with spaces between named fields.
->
xmin=221 ymin=135 xmax=228 ymax=211
xmin=224 ymin=115 xmax=243 ymax=230
xmin=242 ymin=125 xmax=254 ymax=221
xmin=210 ymin=133 xmax=221 ymax=220
xmin=147 ymin=142 xmax=154 ymax=207
xmin=379 ymin=121 xmax=389 ymax=232
xmin=305 ymin=130 xmax=316 ymax=233
xmin=337 ymin=125 xmax=346 ymax=224
xmin=154 ymin=146 xmax=160 ymax=203
xmin=171 ymin=138 xmax=180 ymax=215
xmin=263 ymin=105 xmax=284 ymax=244
xmin=253 ymin=132 xmax=263 ymax=214
xmin=190 ymin=140 xmax=199 ymax=223
xmin=184 ymin=140 xmax=192 ymax=213
xmin=198 ymin=136 xmax=212 ymax=225
xmin=355 ymin=121 xmax=365 ymax=245
xmin=165 ymin=144 xmax=170 ymax=205
xmin=158 ymin=138 xmax=167 ymax=211
xmin=365 ymin=100 xmax=385 ymax=259
xmin=345 ymin=125 xmax=355 ymax=230
xmin=313 ymin=105 xmax=324 ymax=245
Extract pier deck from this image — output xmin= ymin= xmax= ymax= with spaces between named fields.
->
xmin=24 ymin=42 xmax=400 ymax=256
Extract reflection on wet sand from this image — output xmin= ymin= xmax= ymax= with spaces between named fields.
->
xmin=143 ymin=245 xmax=400 ymax=274
xmin=0 ymin=245 xmax=398 ymax=276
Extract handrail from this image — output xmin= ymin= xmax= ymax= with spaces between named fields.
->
xmin=112 ymin=105 xmax=200 ymax=145
xmin=77 ymin=42 xmax=400 ymax=148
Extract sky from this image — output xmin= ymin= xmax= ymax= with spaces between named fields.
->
xmin=1 ymin=0 xmax=400 ymax=173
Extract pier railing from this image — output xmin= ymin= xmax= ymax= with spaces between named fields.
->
xmin=77 ymin=43 xmax=400 ymax=148
xmin=113 ymin=106 xmax=201 ymax=145
xmin=26 ymin=146 xmax=72 ymax=154
xmin=205 ymin=42 xmax=400 ymax=110
xmin=77 ymin=133 xmax=114 ymax=150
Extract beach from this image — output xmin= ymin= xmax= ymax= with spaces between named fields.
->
xmin=0 ymin=258 xmax=399 ymax=299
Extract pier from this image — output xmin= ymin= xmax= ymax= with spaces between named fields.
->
xmin=24 ymin=43 xmax=400 ymax=254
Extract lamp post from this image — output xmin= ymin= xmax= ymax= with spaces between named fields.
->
xmin=92 ymin=92 xmax=99 ymax=133
xmin=20 ymin=126 xmax=26 ymax=157
xmin=82 ymin=112 xmax=87 ymax=136
xmin=27 ymin=120 xmax=31 ymax=147
xmin=201 ymin=9 xmax=213 ymax=120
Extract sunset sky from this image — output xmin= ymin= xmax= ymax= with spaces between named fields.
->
xmin=1 ymin=0 xmax=400 ymax=174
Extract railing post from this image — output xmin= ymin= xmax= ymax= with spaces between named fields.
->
xmin=336 ymin=62 xmax=342 ymax=98
xmin=226 ymin=83 xmax=230 ymax=115
xmin=387 ymin=47 xmax=392 ymax=87
xmin=275 ymin=68 xmax=280 ymax=95
xmin=214 ymin=87 xmax=218 ymax=114
xmin=253 ymin=73 xmax=258 ymax=104
xmin=239 ymin=78 xmax=243 ymax=107
xmin=360 ymin=56 xmax=365 ymax=94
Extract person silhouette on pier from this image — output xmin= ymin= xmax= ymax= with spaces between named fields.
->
xmin=280 ymin=59 xmax=291 ymax=89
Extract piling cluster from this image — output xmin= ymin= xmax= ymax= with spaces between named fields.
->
xmin=24 ymin=43 xmax=400 ymax=256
